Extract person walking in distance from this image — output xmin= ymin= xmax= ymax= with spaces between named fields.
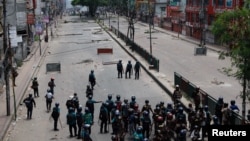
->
xmin=23 ymin=94 xmax=36 ymax=119
xmin=51 ymin=102 xmax=60 ymax=131
xmin=88 ymin=70 xmax=96 ymax=90
xmin=117 ymin=60 xmax=124 ymax=78
xmin=125 ymin=61 xmax=133 ymax=79
xmin=45 ymin=89 xmax=54 ymax=112
xmin=48 ymin=78 xmax=56 ymax=95
xmin=67 ymin=107 xmax=77 ymax=137
xmin=134 ymin=61 xmax=141 ymax=80
xmin=31 ymin=77 xmax=39 ymax=97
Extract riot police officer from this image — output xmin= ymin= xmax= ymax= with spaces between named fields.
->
xmin=85 ymin=95 xmax=102 ymax=122
xmin=125 ymin=60 xmax=133 ymax=79
xmin=99 ymin=103 xmax=109 ymax=133
xmin=51 ymin=102 xmax=60 ymax=131
xmin=76 ymin=107 xmax=84 ymax=139
xmin=89 ymin=70 xmax=96 ymax=90
xmin=106 ymin=94 xmax=114 ymax=124
xmin=67 ymin=107 xmax=77 ymax=137
xmin=117 ymin=60 xmax=124 ymax=78
xmin=140 ymin=111 xmax=151 ymax=138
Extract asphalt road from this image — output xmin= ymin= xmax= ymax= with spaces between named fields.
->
xmin=3 ymin=15 xmax=180 ymax=141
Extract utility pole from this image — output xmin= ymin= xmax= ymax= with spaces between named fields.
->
xmin=199 ymin=0 xmax=205 ymax=47
xmin=2 ymin=0 xmax=11 ymax=116
xmin=148 ymin=0 xmax=152 ymax=55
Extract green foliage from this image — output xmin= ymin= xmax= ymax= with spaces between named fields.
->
xmin=211 ymin=7 xmax=250 ymax=106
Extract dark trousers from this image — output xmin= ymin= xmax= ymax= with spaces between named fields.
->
xmin=142 ymin=125 xmax=150 ymax=138
xmin=69 ymin=124 xmax=77 ymax=136
xmin=118 ymin=70 xmax=123 ymax=78
xmin=77 ymin=123 xmax=82 ymax=138
xmin=27 ymin=107 xmax=33 ymax=119
xmin=125 ymin=70 xmax=131 ymax=78
xmin=100 ymin=119 xmax=108 ymax=133
xmin=90 ymin=111 xmax=94 ymax=122
xmin=50 ymin=87 xmax=54 ymax=95
xmin=33 ymin=88 xmax=39 ymax=97
xmin=135 ymin=71 xmax=139 ymax=79
xmin=46 ymin=100 xmax=52 ymax=111
xmin=54 ymin=118 xmax=58 ymax=130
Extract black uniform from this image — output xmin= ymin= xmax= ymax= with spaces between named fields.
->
xmin=51 ymin=103 xmax=60 ymax=131
xmin=48 ymin=78 xmax=56 ymax=95
xmin=134 ymin=61 xmax=141 ymax=79
xmin=99 ymin=104 xmax=109 ymax=133
xmin=31 ymin=77 xmax=39 ymax=97
xmin=125 ymin=61 xmax=133 ymax=78
xmin=23 ymin=94 xmax=36 ymax=119
xmin=89 ymin=71 xmax=96 ymax=90
xmin=117 ymin=60 xmax=124 ymax=78
xmin=76 ymin=108 xmax=84 ymax=139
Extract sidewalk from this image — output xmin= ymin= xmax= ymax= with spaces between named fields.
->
xmin=0 ymin=18 xmax=60 ymax=141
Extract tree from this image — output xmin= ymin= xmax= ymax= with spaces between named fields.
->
xmin=211 ymin=3 xmax=250 ymax=124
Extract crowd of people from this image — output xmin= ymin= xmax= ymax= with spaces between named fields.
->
xmin=21 ymin=68 xmax=250 ymax=141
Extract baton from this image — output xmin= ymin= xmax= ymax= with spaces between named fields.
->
xmin=59 ymin=117 xmax=63 ymax=129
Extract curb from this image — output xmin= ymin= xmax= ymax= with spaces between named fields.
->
xmin=100 ymin=23 xmax=189 ymax=110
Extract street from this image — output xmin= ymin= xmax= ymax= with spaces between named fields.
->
xmin=3 ymin=16 xmax=176 ymax=141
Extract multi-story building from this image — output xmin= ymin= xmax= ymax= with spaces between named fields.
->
xmin=185 ymin=0 xmax=244 ymax=43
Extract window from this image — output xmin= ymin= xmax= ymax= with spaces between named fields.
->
xmin=226 ymin=0 xmax=233 ymax=7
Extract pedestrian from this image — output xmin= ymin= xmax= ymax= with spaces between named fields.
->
xmin=23 ymin=94 xmax=36 ymax=119
xmin=48 ymin=77 xmax=56 ymax=95
xmin=99 ymin=103 xmax=109 ymax=133
xmin=45 ymin=89 xmax=54 ymax=112
xmin=76 ymin=107 xmax=84 ymax=139
xmin=11 ymin=67 xmax=18 ymax=86
xmin=83 ymin=107 xmax=93 ymax=135
xmin=215 ymin=97 xmax=224 ymax=124
xmin=117 ymin=60 xmax=124 ymax=78
xmin=140 ymin=111 xmax=151 ymax=139
xmin=88 ymin=70 xmax=96 ymax=90
xmin=134 ymin=61 xmax=141 ymax=80
xmin=66 ymin=95 xmax=74 ymax=111
xmin=67 ymin=107 xmax=77 ymax=137
xmin=85 ymin=95 xmax=102 ymax=122
xmin=51 ymin=102 xmax=60 ymax=131
xmin=31 ymin=77 xmax=39 ymax=97
xmin=125 ymin=60 xmax=133 ymax=79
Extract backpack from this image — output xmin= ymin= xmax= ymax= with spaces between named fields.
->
xmin=52 ymin=108 xmax=59 ymax=118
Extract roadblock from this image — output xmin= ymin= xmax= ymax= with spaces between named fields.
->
xmin=97 ymin=48 xmax=113 ymax=54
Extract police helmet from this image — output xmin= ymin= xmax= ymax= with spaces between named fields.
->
xmin=69 ymin=107 xmax=74 ymax=112
xmin=131 ymin=96 xmax=136 ymax=101
xmin=134 ymin=104 xmax=139 ymax=109
xmin=176 ymin=85 xmax=179 ymax=88
xmin=29 ymin=94 xmax=32 ymax=97
xmin=108 ymin=94 xmax=112 ymax=99
xmin=128 ymin=60 xmax=131 ymax=63
xmin=231 ymin=100 xmax=235 ymax=105
xmin=145 ymin=100 xmax=149 ymax=103
xmin=167 ymin=103 xmax=172 ymax=108
xmin=180 ymin=129 xmax=187 ymax=136
xmin=47 ymin=89 xmax=51 ymax=92
xmin=88 ymin=95 xmax=92 ymax=99
xmin=74 ymin=93 xmax=77 ymax=96
xmin=136 ymin=126 xmax=143 ymax=133
xmin=111 ymin=135 xmax=117 ymax=140
xmin=194 ymin=125 xmax=199 ymax=129
xmin=143 ymin=111 xmax=149 ymax=116
xmin=124 ymin=99 xmax=128 ymax=103
xmin=143 ymin=138 xmax=149 ymax=141
xmin=115 ymin=110 xmax=120 ymax=116
xmin=204 ymin=105 xmax=208 ymax=111
xmin=91 ymin=70 xmax=94 ymax=73
xmin=157 ymin=116 xmax=164 ymax=123
xmin=55 ymin=102 xmax=60 ymax=107
xmin=178 ymin=107 xmax=184 ymax=113
xmin=77 ymin=107 xmax=82 ymax=112
xmin=34 ymin=77 xmax=37 ymax=80
xmin=84 ymin=124 xmax=91 ymax=129
xmin=218 ymin=97 xmax=223 ymax=102
xmin=166 ymin=112 xmax=173 ymax=120
xmin=160 ymin=101 xmax=164 ymax=105
xmin=51 ymin=77 xmax=54 ymax=80
xmin=85 ymin=107 xmax=89 ymax=113
xmin=116 ymin=95 xmax=120 ymax=100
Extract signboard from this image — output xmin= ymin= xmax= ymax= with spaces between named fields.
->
xmin=35 ymin=23 xmax=43 ymax=35
xmin=27 ymin=13 xmax=35 ymax=24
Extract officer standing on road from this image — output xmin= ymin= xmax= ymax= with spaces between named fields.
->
xmin=125 ymin=61 xmax=133 ymax=79
xmin=117 ymin=60 xmax=124 ymax=78
xmin=83 ymin=107 xmax=93 ymax=135
xmin=141 ymin=100 xmax=154 ymax=116
xmin=134 ymin=61 xmax=141 ymax=80
xmin=67 ymin=107 xmax=77 ymax=137
xmin=86 ymin=85 xmax=93 ymax=97
xmin=85 ymin=95 xmax=102 ymax=122
xmin=140 ymin=111 xmax=151 ymax=139
xmin=106 ymin=94 xmax=114 ymax=124
xmin=99 ymin=102 xmax=109 ymax=133
xmin=51 ymin=102 xmax=60 ymax=131
xmin=76 ymin=107 xmax=84 ymax=139
xmin=89 ymin=70 xmax=96 ymax=90
xmin=48 ymin=78 xmax=56 ymax=95
xmin=31 ymin=77 xmax=39 ymax=97
xmin=23 ymin=94 xmax=36 ymax=119
xmin=45 ymin=89 xmax=53 ymax=112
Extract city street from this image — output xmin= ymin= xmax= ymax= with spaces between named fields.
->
xmin=3 ymin=16 xmax=175 ymax=141
xmin=102 ymin=14 xmax=248 ymax=112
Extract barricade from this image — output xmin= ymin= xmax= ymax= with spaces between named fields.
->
xmin=97 ymin=48 xmax=113 ymax=54
xmin=46 ymin=63 xmax=61 ymax=73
